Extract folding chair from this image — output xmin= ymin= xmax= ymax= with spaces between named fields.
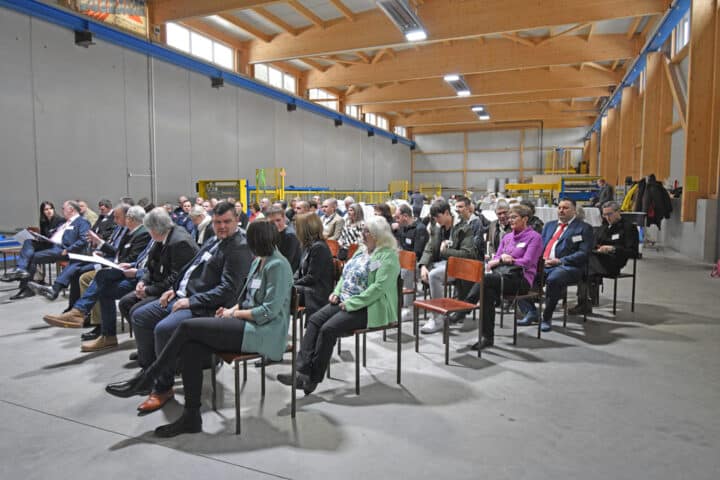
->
xmin=413 ymin=257 xmax=484 ymax=364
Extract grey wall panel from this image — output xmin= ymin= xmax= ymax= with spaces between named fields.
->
xmin=0 ymin=9 xmax=37 ymax=230
xmin=415 ymin=133 xmax=463 ymax=152
xmin=301 ymin=111 xmax=330 ymax=187
xmin=414 ymin=154 xmax=463 ymax=170
xmin=152 ymin=60 xmax=191 ymax=203
xmin=123 ymin=50 xmax=152 ymax=201
xmin=237 ymin=88 xmax=274 ymax=182
xmin=468 ymin=130 xmax=522 ymax=150
xmin=326 ymin=125 xmax=363 ymax=189
xmin=189 ymin=71 xmax=239 ymax=182
xmin=670 ymin=128 xmax=685 ymax=186
xmin=274 ymin=103 xmax=304 ymax=187
xmin=32 ymin=20 xmax=129 ymax=207
xmin=381 ymin=143 xmax=411 ymax=186
xmin=542 ymin=127 xmax=586 ymax=147
xmin=413 ymin=172 xmax=461 ymax=189
xmin=360 ymin=134 xmax=376 ymax=190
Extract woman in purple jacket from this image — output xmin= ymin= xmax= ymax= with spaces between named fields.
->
xmin=456 ymin=204 xmax=543 ymax=351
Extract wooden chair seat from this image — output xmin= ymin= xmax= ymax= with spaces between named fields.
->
xmin=412 ymin=298 xmax=476 ymax=315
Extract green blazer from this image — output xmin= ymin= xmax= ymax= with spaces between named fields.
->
xmin=239 ymin=249 xmax=294 ymax=360
xmin=333 ymin=246 xmax=400 ymax=328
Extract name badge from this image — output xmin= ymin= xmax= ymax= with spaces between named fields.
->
xmin=201 ymin=252 xmax=213 ymax=262
xmin=93 ymin=264 xmax=102 ymax=271
xmin=250 ymin=278 xmax=262 ymax=289
xmin=160 ymin=265 xmax=164 ymax=274
xmin=67 ymin=226 xmax=74 ymax=231
xmin=611 ymin=234 xmax=620 ymax=240
xmin=124 ymin=243 xmax=132 ymax=249
xmin=369 ymin=260 xmax=381 ymax=271
xmin=572 ymin=235 xmax=582 ymax=243
xmin=446 ymin=240 xmax=453 ymax=247
xmin=405 ymin=238 xmax=412 ymax=245
xmin=516 ymin=242 xmax=527 ymax=248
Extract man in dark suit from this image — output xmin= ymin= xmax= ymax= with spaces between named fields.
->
xmin=41 ymin=206 xmax=151 ymax=333
xmin=267 ymin=206 xmax=300 ymax=273
xmin=91 ymin=199 xmax=117 ymax=242
xmin=570 ymin=201 xmax=638 ymax=315
xmin=517 ymin=198 xmax=593 ymax=332
xmin=3 ymin=200 xmax=91 ymax=300
xmin=106 ymin=202 xmax=252 ymax=414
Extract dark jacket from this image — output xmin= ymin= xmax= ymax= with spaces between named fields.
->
xmin=295 ymin=240 xmax=334 ymax=316
xmin=279 ymin=229 xmax=301 ymax=273
xmin=398 ymin=220 xmax=430 ymax=260
xmin=40 ymin=215 xmax=65 ymax=238
xmin=111 ymin=226 xmax=151 ymax=264
xmin=592 ymin=217 xmax=638 ymax=274
xmin=92 ymin=211 xmax=116 ymax=242
xmin=172 ymin=229 xmax=253 ymax=316
xmin=541 ymin=218 xmax=594 ymax=270
xmin=97 ymin=226 xmax=128 ymax=258
xmin=419 ymin=219 xmax=476 ymax=267
xmin=142 ymin=226 xmax=198 ymax=298
xmin=641 ymin=175 xmax=673 ymax=229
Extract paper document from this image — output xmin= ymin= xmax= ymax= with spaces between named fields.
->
xmin=68 ymin=253 xmax=124 ymax=270
xmin=14 ymin=229 xmax=52 ymax=244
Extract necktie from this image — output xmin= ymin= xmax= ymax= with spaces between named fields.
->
xmin=135 ymin=240 xmax=155 ymax=269
xmin=543 ymin=223 xmax=568 ymax=259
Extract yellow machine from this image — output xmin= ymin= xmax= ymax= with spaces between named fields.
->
xmin=196 ymin=179 xmax=248 ymax=205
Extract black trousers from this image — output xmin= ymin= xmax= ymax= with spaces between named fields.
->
xmin=144 ymin=316 xmax=245 ymax=410
xmin=465 ymin=272 xmax=529 ymax=339
xmin=118 ymin=291 xmax=157 ymax=321
xmin=297 ymin=303 xmax=368 ymax=383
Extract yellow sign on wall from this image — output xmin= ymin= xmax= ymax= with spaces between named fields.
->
xmin=685 ymin=176 xmax=699 ymax=192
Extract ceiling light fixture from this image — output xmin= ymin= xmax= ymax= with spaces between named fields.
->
xmin=471 ymin=105 xmax=485 ymax=112
xmin=377 ymin=0 xmax=428 ymax=42
xmin=444 ymin=74 xmax=471 ymax=97
xmin=478 ymin=113 xmax=491 ymax=121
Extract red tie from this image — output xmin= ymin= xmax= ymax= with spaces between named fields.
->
xmin=543 ymin=223 xmax=567 ymax=259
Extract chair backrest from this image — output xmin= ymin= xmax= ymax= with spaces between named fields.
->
xmin=396 ymin=275 xmax=403 ymax=322
xmin=398 ymin=250 xmax=416 ymax=271
xmin=534 ymin=257 xmax=545 ymax=289
xmin=347 ymin=243 xmax=359 ymax=258
xmin=290 ymin=286 xmax=299 ymax=316
xmin=446 ymin=256 xmax=484 ymax=284
xmin=326 ymin=239 xmax=340 ymax=257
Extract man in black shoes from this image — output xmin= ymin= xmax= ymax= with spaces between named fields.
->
xmin=569 ymin=201 xmax=638 ymax=315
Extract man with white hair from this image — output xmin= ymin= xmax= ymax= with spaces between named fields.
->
xmin=188 ymin=205 xmax=214 ymax=247
xmin=341 ymin=196 xmax=355 ymax=216
xmin=485 ymin=199 xmax=512 ymax=256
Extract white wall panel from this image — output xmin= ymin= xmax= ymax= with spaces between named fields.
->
xmin=414 ymin=154 xmax=463 ymax=170
xmin=415 ymin=133 xmax=463 ymax=152
xmin=467 ymin=151 xmax=519 ymax=169
xmin=542 ymin=127 xmax=586 ymax=147
xmin=123 ymin=50 xmax=152 ymax=201
xmin=0 ymin=9 xmax=37 ymax=230
xmin=468 ymin=130 xmax=522 ymax=150
xmin=274 ymin=103 xmax=304 ymax=186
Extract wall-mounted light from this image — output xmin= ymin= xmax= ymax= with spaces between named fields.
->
xmin=334 ymin=118 xmax=343 ymax=127
xmin=368 ymin=130 xmax=375 ymax=137
xmin=376 ymin=0 xmax=427 ymax=42
xmin=211 ymin=76 xmax=224 ymax=88
xmin=287 ymin=103 xmax=297 ymax=112
xmin=392 ymin=137 xmax=398 ymax=144
xmin=444 ymin=74 xmax=471 ymax=97
xmin=74 ymin=30 xmax=94 ymax=48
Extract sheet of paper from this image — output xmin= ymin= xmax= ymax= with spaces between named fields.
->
xmin=13 ymin=229 xmax=35 ymax=243
xmin=68 ymin=253 xmax=124 ymax=270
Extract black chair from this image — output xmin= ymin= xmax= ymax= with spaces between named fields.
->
xmin=599 ymin=255 xmax=638 ymax=315
xmin=210 ymin=287 xmax=300 ymax=434
xmin=501 ymin=259 xmax=546 ymax=345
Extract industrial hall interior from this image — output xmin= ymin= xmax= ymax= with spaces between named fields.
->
xmin=1 ymin=0 xmax=719 ymax=479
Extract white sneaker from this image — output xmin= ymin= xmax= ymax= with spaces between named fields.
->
xmin=421 ymin=317 xmax=443 ymax=334
xmin=401 ymin=307 xmax=414 ymax=322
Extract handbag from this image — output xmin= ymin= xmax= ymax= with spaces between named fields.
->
xmin=492 ymin=264 xmax=524 ymax=279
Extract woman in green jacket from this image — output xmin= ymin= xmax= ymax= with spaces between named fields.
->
xmin=120 ymin=220 xmax=293 ymax=437
xmin=278 ymin=216 xmax=400 ymax=395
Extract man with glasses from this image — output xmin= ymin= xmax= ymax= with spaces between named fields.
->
xmin=485 ymin=199 xmax=512 ymax=256
xmin=570 ymin=201 xmax=638 ymax=315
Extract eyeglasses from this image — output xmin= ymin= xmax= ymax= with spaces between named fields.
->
xmin=602 ymin=211 xmax=617 ymax=217
xmin=508 ymin=214 xmax=520 ymax=220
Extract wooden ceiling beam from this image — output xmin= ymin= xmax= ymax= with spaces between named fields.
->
xmin=287 ymin=0 xmax=325 ymax=29
xmin=627 ymin=16 xmax=644 ymax=38
xmin=361 ymin=87 xmax=611 ymax=114
xmin=306 ymin=34 xmax=638 ymax=88
xmin=412 ymin=118 xmax=594 ymax=135
xmin=398 ymin=102 xmax=597 ymax=127
xmin=150 ymin=0 xmax=281 ymax=23
xmin=346 ymin=66 xmax=622 ymax=105
xmin=251 ymin=7 xmax=299 ymax=36
xmin=355 ymin=51 xmax=371 ymax=63
xmin=217 ymin=13 xmax=274 ymax=42
xmin=300 ymin=58 xmax=330 ymax=72
xmin=329 ymin=0 xmax=356 ymax=22
xmin=247 ymin=0 xmax=666 ymax=62
xmin=501 ymin=33 xmax=537 ymax=47
xmin=535 ymin=23 xmax=592 ymax=46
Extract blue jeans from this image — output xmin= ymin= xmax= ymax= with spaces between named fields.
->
xmin=521 ymin=265 xmax=582 ymax=323
xmin=17 ymin=240 xmax=64 ymax=287
xmin=131 ymin=298 xmax=193 ymax=393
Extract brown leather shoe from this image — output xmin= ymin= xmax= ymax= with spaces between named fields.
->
xmin=81 ymin=335 xmax=118 ymax=352
xmin=137 ymin=390 xmax=174 ymax=413
xmin=43 ymin=308 xmax=86 ymax=328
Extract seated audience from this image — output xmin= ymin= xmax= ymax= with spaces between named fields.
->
xmin=394 ymin=203 xmax=429 ymax=260
xmin=278 ymin=216 xmax=400 ymax=395
xmin=485 ymin=199 xmax=512 ymax=256
xmin=2 ymin=201 xmax=90 ymax=300
xmin=374 ymin=203 xmax=394 ymax=229
xmin=234 ymin=201 xmax=249 ymax=229
xmin=106 ymin=202 xmax=252 ymax=414
xmin=248 ymin=203 xmax=263 ymax=223
xmin=521 ymin=199 xmax=544 ymax=233
xmin=338 ymin=202 xmax=365 ymax=259
xmin=90 ymin=199 xmax=117 ymax=241
xmin=189 ymin=205 xmax=214 ymax=247
xmin=321 ymin=198 xmax=345 ymax=240
xmin=104 ymin=221 xmax=293 ymax=437
xmin=78 ymin=200 xmax=98 ymax=226
xmin=570 ymin=201 xmax=638 ymax=314
xmin=266 ymin=206 xmax=301 ymax=273
xmin=37 ymin=201 xmax=65 ymax=239
xmin=450 ymin=205 xmax=543 ymax=350
xmin=294 ymin=213 xmax=334 ymax=318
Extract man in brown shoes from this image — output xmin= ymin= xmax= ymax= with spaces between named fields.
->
xmin=43 ymin=308 xmax=86 ymax=328
xmin=81 ymin=334 xmax=118 ymax=352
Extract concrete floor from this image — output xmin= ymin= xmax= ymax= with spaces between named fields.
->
xmin=0 ymin=249 xmax=718 ymax=480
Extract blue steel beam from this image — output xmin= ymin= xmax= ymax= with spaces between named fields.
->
xmin=587 ymin=0 xmax=690 ymax=138
xmin=0 ymin=0 xmax=415 ymax=148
